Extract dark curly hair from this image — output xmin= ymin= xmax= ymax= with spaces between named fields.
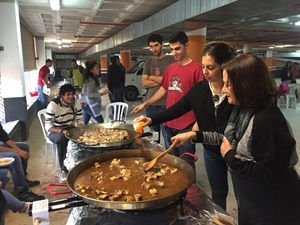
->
xmin=59 ymin=84 xmax=75 ymax=96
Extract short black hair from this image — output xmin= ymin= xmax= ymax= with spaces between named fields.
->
xmin=59 ymin=84 xmax=75 ymax=96
xmin=147 ymin=33 xmax=163 ymax=44
xmin=168 ymin=31 xmax=188 ymax=45
xmin=71 ymin=59 xmax=77 ymax=63
xmin=46 ymin=59 xmax=52 ymax=64
xmin=110 ymin=56 xmax=117 ymax=64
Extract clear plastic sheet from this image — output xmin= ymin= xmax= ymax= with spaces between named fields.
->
xmin=64 ymin=138 xmax=236 ymax=225
xmin=64 ymin=137 xmax=164 ymax=171
xmin=66 ymin=185 xmax=235 ymax=225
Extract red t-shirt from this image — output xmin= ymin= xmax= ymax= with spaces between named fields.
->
xmin=161 ymin=60 xmax=204 ymax=130
xmin=37 ymin=65 xmax=50 ymax=86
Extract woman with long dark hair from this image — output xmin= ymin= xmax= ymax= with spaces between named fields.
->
xmin=203 ymin=54 xmax=299 ymax=225
xmin=81 ymin=61 xmax=104 ymax=124
xmin=133 ymin=42 xmax=236 ymax=210
xmin=280 ymin=60 xmax=292 ymax=83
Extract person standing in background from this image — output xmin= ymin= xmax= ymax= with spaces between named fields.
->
xmin=70 ymin=59 xmax=85 ymax=91
xmin=115 ymin=56 xmax=126 ymax=74
xmin=107 ymin=56 xmax=126 ymax=103
xmin=81 ymin=61 xmax=106 ymax=124
xmin=291 ymin=62 xmax=298 ymax=98
xmin=139 ymin=33 xmax=175 ymax=143
xmin=37 ymin=59 xmax=52 ymax=109
xmin=280 ymin=61 xmax=292 ymax=84
xmin=132 ymin=31 xmax=204 ymax=170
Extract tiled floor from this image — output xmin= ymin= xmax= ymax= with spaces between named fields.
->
xmin=4 ymin=82 xmax=300 ymax=225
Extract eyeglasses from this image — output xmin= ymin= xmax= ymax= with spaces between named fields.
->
xmin=212 ymin=95 xmax=219 ymax=102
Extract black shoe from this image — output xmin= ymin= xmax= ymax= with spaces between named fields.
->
xmin=18 ymin=189 xmax=45 ymax=202
xmin=26 ymin=179 xmax=40 ymax=187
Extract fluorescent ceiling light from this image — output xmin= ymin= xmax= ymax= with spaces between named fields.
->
xmin=58 ymin=45 xmax=62 ymax=49
xmin=56 ymin=39 xmax=62 ymax=45
xmin=295 ymin=21 xmax=300 ymax=26
xmin=50 ymin=0 xmax=60 ymax=11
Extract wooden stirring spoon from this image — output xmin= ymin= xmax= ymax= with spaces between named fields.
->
xmin=144 ymin=145 xmax=176 ymax=171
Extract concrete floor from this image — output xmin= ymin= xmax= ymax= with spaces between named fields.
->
xmin=4 ymin=82 xmax=300 ymax=225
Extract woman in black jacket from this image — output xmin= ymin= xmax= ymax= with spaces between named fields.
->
xmin=203 ymin=54 xmax=299 ymax=225
xmin=133 ymin=42 xmax=235 ymax=210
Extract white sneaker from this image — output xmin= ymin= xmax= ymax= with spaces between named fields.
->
xmin=59 ymin=171 xmax=68 ymax=183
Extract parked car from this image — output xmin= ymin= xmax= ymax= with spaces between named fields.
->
xmin=124 ymin=60 xmax=146 ymax=101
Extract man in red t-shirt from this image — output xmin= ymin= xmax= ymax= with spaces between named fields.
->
xmin=131 ymin=31 xmax=204 ymax=169
xmin=37 ymin=59 xmax=52 ymax=109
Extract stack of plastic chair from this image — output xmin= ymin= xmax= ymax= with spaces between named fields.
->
xmin=37 ymin=109 xmax=59 ymax=168
xmin=286 ymin=84 xmax=297 ymax=109
xmin=105 ymin=102 xmax=128 ymax=123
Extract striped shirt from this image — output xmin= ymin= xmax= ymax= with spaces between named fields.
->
xmin=45 ymin=97 xmax=83 ymax=132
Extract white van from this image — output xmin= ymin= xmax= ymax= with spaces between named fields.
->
xmin=124 ymin=60 xmax=146 ymax=101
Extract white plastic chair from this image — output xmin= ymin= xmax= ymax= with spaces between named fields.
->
xmin=278 ymin=83 xmax=298 ymax=109
xmin=286 ymin=84 xmax=297 ymax=109
xmin=37 ymin=109 xmax=58 ymax=168
xmin=105 ymin=102 xmax=128 ymax=123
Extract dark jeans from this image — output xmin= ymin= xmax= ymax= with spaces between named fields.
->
xmin=48 ymin=132 xmax=69 ymax=172
xmin=203 ymin=148 xmax=228 ymax=210
xmin=161 ymin=124 xmax=196 ymax=170
xmin=37 ymin=85 xmax=48 ymax=109
xmin=82 ymin=105 xmax=104 ymax=125
xmin=109 ymin=87 xmax=124 ymax=103
xmin=0 ymin=152 xmax=28 ymax=194
xmin=0 ymin=142 xmax=29 ymax=176
xmin=146 ymin=105 xmax=165 ymax=143
xmin=0 ymin=169 xmax=10 ymax=188
xmin=231 ymin=169 xmax=299 ymax=225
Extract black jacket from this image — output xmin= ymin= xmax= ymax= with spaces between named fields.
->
xmin=0 ymin=123 xmax=11 ymax=143
xmin=107 ymin=63 xmax=125 ymax=90
xmin=151 ymin=80 xmax=234 ymax=155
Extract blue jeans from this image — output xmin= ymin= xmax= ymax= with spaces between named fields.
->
xmin=146 ymin=105 xmax=165 ymax=143
xmin=2 ymin=189 xmax=24 ymax=212
xmin=37 ymin=85 xmax=48 ymax=109
xmin=0 ymin=169 xmax=10 ymax=188
xmin=48 ymin=132 xmax=69 ymax=172
xmin=203 ymin=148 xmax=228 ymax=210
xmin=161 ymin=124 xmax=196 ymax=170
xmin=109 ymin=87 xmax=124 ymax=103
xmin=0 ymin=188 xmax=25 ymax=225
xmin=0 ymin=152 xmax=28 ymax=194
xmin=82 ymin=105 xmax=104 ymax=125
xmin=0 ymin=142 xmax=29 ymax=176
